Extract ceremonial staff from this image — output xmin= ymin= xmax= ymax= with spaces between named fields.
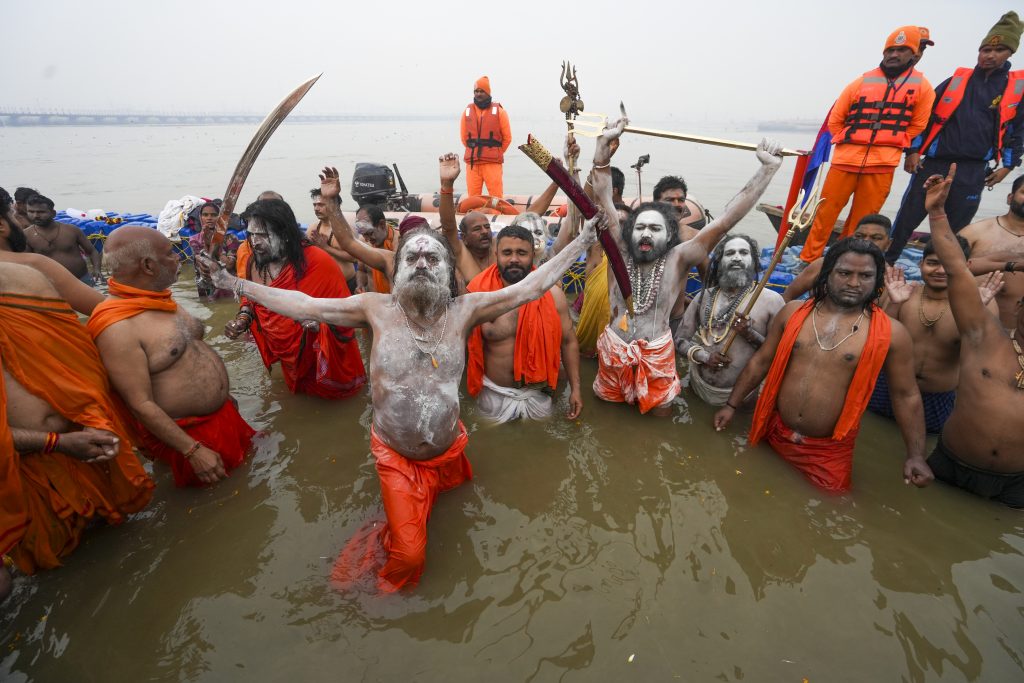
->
xmin=719 ymin=177 xmax=825 ymax=356
xmin=559 ymin=61 xmax=584 ymax=175
xmin=209 ymin=74 xmax=321 ymax=259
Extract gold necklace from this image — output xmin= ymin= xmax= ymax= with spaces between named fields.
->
xmin=1011 ymin=329 xmax=1024 ymax=390
xmin=917 ymin=292 xmax=948 ymax=328
xmin=397 ymin=301 xmax=447 ymax=368
xmin=812 ymin=305 xmax=866 ymax=352
xmin=699 ymin=285 xmax=753 ymax=344
xmin=996 ymin=216 xmax=1024 ymax=238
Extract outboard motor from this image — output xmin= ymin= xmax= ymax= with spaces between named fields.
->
xmin=351 ymin=163 xmax=397 ymax=206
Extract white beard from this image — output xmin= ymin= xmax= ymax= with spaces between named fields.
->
xmin=394 ymin=270 xmax=450 ymax=317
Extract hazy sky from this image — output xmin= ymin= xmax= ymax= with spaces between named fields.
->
xmin=2 ymin=0 xmax=1015 ymax=123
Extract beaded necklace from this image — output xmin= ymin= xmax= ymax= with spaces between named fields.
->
xmin=627 ymin=254 xmax=668 ymax=315
xmin=698 ymin=284 xmax=754 ymax=344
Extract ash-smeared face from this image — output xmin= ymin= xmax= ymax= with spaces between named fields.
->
xmin=512 ymin=213 xmax=549 ymax=263
xmin=630 ymin=210 xmax=669 ymax=262
xmin=248 ymin=217 xmax=285 ymax=267
xmin=718 ymin=237 xmax=755 ymax=289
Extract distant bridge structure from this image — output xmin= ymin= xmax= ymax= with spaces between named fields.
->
xmin=0 ymin=109 xmax=446 ymax=127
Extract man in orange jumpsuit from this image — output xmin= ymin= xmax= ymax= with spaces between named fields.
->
xmin=798 ymin=26 xmax=936 ymax=268
xmin=460 ymin=75 xmax=512 ymax=199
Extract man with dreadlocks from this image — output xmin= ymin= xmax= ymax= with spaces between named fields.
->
xmin=224 ymin=198 xmax=366 ymax=400
xmin=199 ymin=158 xmax=602 ymax=593
xmin=714 ymin=238 xmax=933 ymax=493
xmin=589 ymin=116 xmax=785 ymax=416
xmin=677 ymin=234 xmax=784 ymax=407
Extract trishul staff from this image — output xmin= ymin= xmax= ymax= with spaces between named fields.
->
xmin=719 ymin=176 xmax=825 ymax=356
xmin=520 ymin=134 xmax=634 ymax=315
xmin=208 ymin=74 xmax=321 ymax=259
xmin=559 ymin=61 xmax=584 ymax=176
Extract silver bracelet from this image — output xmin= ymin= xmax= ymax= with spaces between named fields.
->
xmin=233 ymin=278 xmax=245 ymax=298
xmin=687 ymin=344 xmax=705 ymax=365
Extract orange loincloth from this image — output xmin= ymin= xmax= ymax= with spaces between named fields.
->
xmin=593 ymin=327 xmax=681 ymax=414
xmin=370 ymin=228 xmax=395 ymax=294
xmin=135 ymin=399 xmax=255 ymax=488
xmin=465 ymin=263 xmax=562 ymax=397
xmin=331 ymin=423 xmax=472 ymax=594
xmin=85 ymin=278 xmax=177 ymax=339
xmin=0 ymin=292 xmax=154 ymax=575
xmin=763 ymin=411 xmax=858 ymax=492
xmin=242 ymin=246 xmax=366 ymax=399
xmin=748 ymin=300 xmax=891 ymax=492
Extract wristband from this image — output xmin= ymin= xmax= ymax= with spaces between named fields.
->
xmin=439 ymin=187 xmax=454 ymax=195
xmin=592 ymin=162 xmax=611 ymax=170
xmin=725 ymin=401 xmax=739 ymax=411
xmin=687 ymin=345 xmax=705 ymax=365
xmin=1006 ymin=261 xmax=1017 ymax=273
xmin=929 ymin=213 xmax=947 ymax=221
xmin=183 ymin=441 xmax=202 ymax=459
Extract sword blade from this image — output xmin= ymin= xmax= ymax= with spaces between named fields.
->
xmin=210 ymin=73 xmax=321 ymax=256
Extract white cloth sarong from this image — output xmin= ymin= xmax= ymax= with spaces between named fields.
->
xmin=687 ymin=367 xmax=734 ymax=407
xmin=476 ymin=375 xmax=554 ymax=424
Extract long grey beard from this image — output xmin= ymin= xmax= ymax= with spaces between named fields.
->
xmin=394 ymin=276 xmax=450 ymax=318
xmin=718 ymin=267 xmax=753 ymax=290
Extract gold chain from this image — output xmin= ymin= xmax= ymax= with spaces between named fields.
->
xmin=917 ymin=293 xmax=948 ymax=328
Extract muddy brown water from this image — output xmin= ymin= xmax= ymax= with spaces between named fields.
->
xmin=2 ymin=270 xmax=1022 ymax=682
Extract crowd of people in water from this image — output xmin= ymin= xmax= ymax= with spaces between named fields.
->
xmin=1 ymin=13 xmax=1023 ymax=602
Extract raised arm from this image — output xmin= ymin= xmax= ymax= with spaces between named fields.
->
xmin=438 ymin=153 xmax=465 ymax=261
xmin=467 ymin=212 xmax=601 ymax=328
xmin=678 ymin=139 xmax=783 ymax=267
xmin=199 ymin=256 xmax=372 ymax=329
xmin=552 ymin=136 xmax=583 ymax=256
xmin=317 ymin=167 xmax=392 ymax=274
xmin=591 ymin=111 xmax=628 ymax=247
xmin=924 ymin=165 xmax=994 ymax=337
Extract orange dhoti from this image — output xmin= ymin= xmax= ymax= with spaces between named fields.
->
xmin=762 ymin=411 xmax=858 ymax=493
xmin=0 ymin=293 xmax=154 ymax=575
xmin=136 ymin=399 xmax=256 ymax=488
xmin=331 ymin=423 xmax=472 ymax=594
xmin=466 ymin=162 xmax=504 ymax=199
xmin=593 ymin=327 xmax=681 ymax=414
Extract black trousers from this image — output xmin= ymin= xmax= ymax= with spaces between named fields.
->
xmin=885 ymin=157 xmax=989 ymax=262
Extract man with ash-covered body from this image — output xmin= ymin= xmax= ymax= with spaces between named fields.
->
xmin=199 ymin=158 xmax=601 ymax=593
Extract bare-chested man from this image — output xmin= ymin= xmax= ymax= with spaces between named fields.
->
xmin=198 ymin=161 xmax=600 ymax=593
xmin=23 ymin=194 xmax=102 ymax=284
xmin=306 ymin=188 xmax=359 ymax=293
xmin=784 ymin=214 xmax=893 ymax=302
xmin=677 ymin=234 xmax=784 ymax=407
xmin=870 ymin=238 xmax=1002 ymax=433
xmin=921 ymin=165 xmax=1024 ymax=507
xmin=714 ymin=238 xmax=932 ymax=493
xmin=958 ymin=174 xmax=1024 ymax=329
xmin=443 ymin=209 xmax=494 ymax=283
xmin=589 ymin=116 xmax=785 ymax=416
xmin=466 ymin=223 xmax=582 ymax=422
xmin=88 ymin=226 xmax=255 ymax=487
xmin=0 ymin=261 xmax=153 ymax=601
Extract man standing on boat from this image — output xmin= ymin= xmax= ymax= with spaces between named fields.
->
xmin=460 ymin=76 xmax=511 ymax=199
xmin=715 ymin=239 xmax=932 ymax=493
xmin=886 ymin=12 xmax=1024 ymax=262
xmin=676 ymin=234 xmax=784 ymax=407
xmin=589 ymin=117 xmax=785 ymax=416
xmin=23 ymin=194 xmax=103 ymax=285
xmin=798 ymin=27 xmax=935 ymax=270
xmin=919 ymin=165 xmax=1024 ymax=507
xmin=198 ymin=158 xmax=600 ymax=593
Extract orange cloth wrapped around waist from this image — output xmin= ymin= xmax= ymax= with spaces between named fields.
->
xmin=763 ymin=411 xmax=858 ymax=493
xmin=242 ymin=246 xmax=366 ymax=400
xmin=135 ymin=399 xmax=255 ymax=488
xmin=466 ymin=263 xmax=562 ymax=396
xmin=85 ymin=278 xmax=177 ymax=339
xmin=331 ymin=422 xmax=472 ymax=594
xmin=0 ymin=292 xmax=153 ymax=575
xmin=593 ymin=327 xmax=680 ymax=414
xmin=749 ymin=301 xmax=890 ymax=444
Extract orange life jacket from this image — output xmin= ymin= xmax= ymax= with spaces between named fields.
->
xmin=918 ymin=67 xmax=1024 ymax=162
xmin=837 ymin=67 xmax=925 ymax=148
xmin=464 ymin=102 xmax=506 ymax=165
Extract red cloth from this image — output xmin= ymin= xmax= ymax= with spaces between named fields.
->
xmin=0 ymin=293 xmax=153 ymax=574
xmin=465 ymin=264 xmax=562 ymax=397
xmin=331 ymin=423 xmax=472 ymax=594
xmin=85 ymin=278 xmax=177 ymax=338
xmin=763 ymin=411 xmax=858 ymax=493
xmin=244 ymin=246 xmax=366 ymax=399
xmin=750 ymin=300 xmax=891 ymax=444
xmin=593 ymin=327 xmax=681 ymax=414
xmin=135 ymin=399 xmax=255 ymax=488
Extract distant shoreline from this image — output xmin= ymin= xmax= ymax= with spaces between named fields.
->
xmin=0 ymin=113 xmax=450 ymax=128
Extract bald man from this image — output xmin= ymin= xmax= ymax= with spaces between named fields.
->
xmin=87 ymin=227 xmax=254 ymax=487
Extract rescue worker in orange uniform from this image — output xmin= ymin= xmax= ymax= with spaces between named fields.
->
xmin=886 ymin=12 xmax=1024 ymax=262
xmin=798 ymin=27 xmax=935 ymax=268
xmin=460 ymin=76 xmax=512 ymax=200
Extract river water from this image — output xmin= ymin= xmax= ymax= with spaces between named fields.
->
xmin=1 ymin=122 xmax=1022 ymax=682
